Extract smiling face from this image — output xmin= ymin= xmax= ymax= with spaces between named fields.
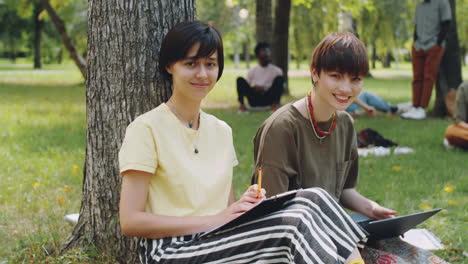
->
xmin=308 ymin=32 xmax=368 ymax=118
xmin=311 ymin=68 xmax=363 ymax=112
xmin=166 ymin=42 xmax=219 ymax=102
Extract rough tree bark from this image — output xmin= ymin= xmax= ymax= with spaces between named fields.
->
xmin=271 ymin=0 xmax=291 ymax=94
xmin=255 ymin=0 xmax=272 ymax=44
xmin=63 ymin=1 xmax=195 ymax=263
xmin=433 ymin=0 xmax=462 ymax=117
xmin=33 ymin=2 xmax=43 ymax=69
xmin=40 ymin=0 xmax=87 ymax=80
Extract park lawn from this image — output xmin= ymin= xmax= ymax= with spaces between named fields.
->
xmin=0 ymin=61 xmax=466 ymax=263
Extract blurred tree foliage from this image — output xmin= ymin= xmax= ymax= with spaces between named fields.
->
xmin=197 ymin=0 xmax=466 ymax=70
xmin=1 ymin=0 xmax=466 ymax=68
xmin=0 ymin=0 xmax=86 ymax=65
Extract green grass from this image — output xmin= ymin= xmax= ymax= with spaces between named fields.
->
xmin=0 ymin=59 xmax=467 ymax=263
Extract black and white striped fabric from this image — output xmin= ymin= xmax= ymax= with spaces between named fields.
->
xmin=139 ymin=188 xmax=367 ymax=264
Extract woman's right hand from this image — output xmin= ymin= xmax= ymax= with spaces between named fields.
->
xmin=217 ymin=185 xmax=266 ymax=224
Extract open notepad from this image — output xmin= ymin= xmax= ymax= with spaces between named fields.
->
xmin=350 ymin=208 xmax=442 ymax=240
xmin=199 ymin=189 xmax=299 ymax=239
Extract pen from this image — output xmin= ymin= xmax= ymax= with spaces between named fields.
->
xmin=257 ymin=168 xmax=262 ymax=198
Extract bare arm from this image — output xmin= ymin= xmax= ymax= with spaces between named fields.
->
xmin=340 ymin=188 xmax=396 ymax=220
xmin=228 ymin=185 xmax=236 ymax=205
xmin=119 ymin=170 xmax=265 ymax=239
xmin=354 ymin=98 xmax=376 ymax=116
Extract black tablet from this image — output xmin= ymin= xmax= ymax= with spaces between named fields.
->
xmin=350 ymin=208 xmax=442 ymax=240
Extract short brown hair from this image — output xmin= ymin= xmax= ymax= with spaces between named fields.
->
xmin=159 ymin=20 xmax=224 ymax=81
xmin=311 ymin=32 xmax=369 ymax=77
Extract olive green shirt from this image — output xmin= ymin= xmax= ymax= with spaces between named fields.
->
xmin=252 ymin=103 xmax=358 ymax=201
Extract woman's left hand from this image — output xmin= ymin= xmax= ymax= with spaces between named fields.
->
xmin=370 ymin=204 xmax=397 ymax=220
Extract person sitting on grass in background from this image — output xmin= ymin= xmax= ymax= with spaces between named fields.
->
xmin=346 ymin=91 xmax=409 ymax=117
xmin=119 ymin=21 xmax=367 ymax=264
xmin=252 ymin=32 xmax=449 ymax=264
xmin=237 ymin=42 xmax=284 ymax=112
xmin=444 ymin=81 xmax=468 ymax=149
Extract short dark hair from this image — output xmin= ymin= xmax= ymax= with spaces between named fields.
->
xmin=254 ymin=42 xmax=270 ymax=56
xmin=311 ymin=32 xmax=369 ymax=77
xmin=159 ymin=20 xmax=224 ymax=81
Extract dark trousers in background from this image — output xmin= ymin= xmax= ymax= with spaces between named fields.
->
xmin=411 ymin=45 xmax=445 ymax=108
xmin=236 ymin=76 xmax=284 ymax=107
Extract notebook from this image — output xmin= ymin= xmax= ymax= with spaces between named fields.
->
xmin=350 ymin=208 xmax=442 ymax=240
xmin=198 ymin=189 xmax=299 ymax=239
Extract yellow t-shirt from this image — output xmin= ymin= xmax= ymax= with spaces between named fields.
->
xmin=119 ymin=103 xmax=238 ymax=216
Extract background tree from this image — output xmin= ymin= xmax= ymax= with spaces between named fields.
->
xmin=198 ymin=0 xmax=254 ymax=69
xmin=271 ymin=0 xmax=291 ymax=93
xmin=434 ymin=0 xmax=462 ymax=117
xmin=457 ymin=0 xmax=467 ymax=66
xmin=40 ymin=0 xmax=87 ymax=79
xmin=255 ymin=0 xmax=272 ymax=44
xmin=32 ymin=1 xmax=43 ymax=68
xmin=63 ymin=0 xmax=195 ymax=263
xmin=290 ymin=0 xmax=340 ymax=70
xmin=0 ymin=3 xmax=28 ymax=62
xmin=357 ymin=0 xmax=409 ymax=70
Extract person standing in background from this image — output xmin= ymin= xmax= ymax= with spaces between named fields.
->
xmin=401 ymin=0 xmax=452 ymax=120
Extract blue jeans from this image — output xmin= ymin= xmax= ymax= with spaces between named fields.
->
xmin=346 ymin=91 xmax=392 ymax=113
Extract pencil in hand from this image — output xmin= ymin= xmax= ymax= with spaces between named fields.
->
xmin=257 ymin=168 xmax=262 ymax=198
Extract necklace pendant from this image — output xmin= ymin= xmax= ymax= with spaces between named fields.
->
xmin=194 ymin=148 xmax=199 ymax=154
xmin=188 ymin=121 xmax=193 ymax=128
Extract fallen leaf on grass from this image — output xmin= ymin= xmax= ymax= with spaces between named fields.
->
xmin=444 ymin=184 xmax=455 ymax=192
xmin=419 ymin=203 xmax=433 ymax=211
xmin=57 ymin=196 xmax=66 ymax=205
xmin=72 ymin=164 xmax=80 ymax=174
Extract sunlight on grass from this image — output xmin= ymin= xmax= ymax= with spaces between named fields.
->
xmin=0 ymin=61 xmax=467 ymax=263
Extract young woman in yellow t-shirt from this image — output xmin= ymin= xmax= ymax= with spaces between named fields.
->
xmin=118 ymin=21 xmax=366 ymax=264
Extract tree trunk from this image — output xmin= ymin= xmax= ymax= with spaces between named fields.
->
xmin=33 ymin=2 xmax=43 ymax=69
xmin=40 ymin=0 xmax=87 ymax=80
xmin=9 ymin=38 xmax=16 ymax=63
xmin=371 ymin=43 xmax=376 ymax=69
xmin=255 ymin=0 xmax=272 ymax=44
xmin=338 ymin=11 xmax=358 ymax=37
xmin=293 ymin=25 xmax=301 ymax=70
xmin=433 ymin=0 xmax=462 ymax=117
xmin=63 ymin=1 xmax=195 ymax=263
xmin=382 ymin=52 xmax=392 ymax=68
xmin=245 ymin=37 xmax=251 ymax=69
xmin=272 ymin=0 xmax=291 ymax=94
xmin=234 ymin=39 xmax=240 ymax=68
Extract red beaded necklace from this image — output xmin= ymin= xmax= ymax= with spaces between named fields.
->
xmin=307 ymin=92 xmax=337 ymax=137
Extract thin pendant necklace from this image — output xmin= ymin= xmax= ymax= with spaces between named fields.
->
xmin=166 ymin=101 xmax=199 ymax=129
xmin=166 ymin=101 xmax=201 ymax=154
xmin=306 ymin=92 xmax=337 ymax=142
